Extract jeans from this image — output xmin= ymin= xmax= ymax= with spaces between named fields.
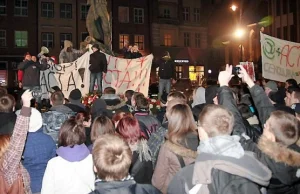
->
xmin=158 ymin=79 xmax=171 ymax=99
xmin=89 ymin=72 xmax=103 ymax=93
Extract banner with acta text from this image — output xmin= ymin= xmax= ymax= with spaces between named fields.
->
xmin=261 ymin=32 xmax=300 ymax=82
xmin=40 ymin=49 xmax=153 ymax=99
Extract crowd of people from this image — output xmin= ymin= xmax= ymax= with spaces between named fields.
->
xmin=1 ymin=63 xmax=300 ymax=194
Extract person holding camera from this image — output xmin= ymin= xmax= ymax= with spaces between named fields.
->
xmin=18 ymin=53 xmax=48 ymax=103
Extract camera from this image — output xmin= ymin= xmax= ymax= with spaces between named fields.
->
xmin=233 ymin=66 xmax=241 ymax=75
xmin=32 ymin=88 xmax=42 ymax=99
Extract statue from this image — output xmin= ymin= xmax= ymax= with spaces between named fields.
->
xmin=84 ymin=0 xmax=114 ymax=55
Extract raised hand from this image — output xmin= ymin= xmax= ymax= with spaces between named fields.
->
xmin=218 ymin=64 xmax=234 ymax=87
xmin=237 ymin=65 xmax=255 ymax=88
xmin=21 ymin=90 xmax=33 ymax=107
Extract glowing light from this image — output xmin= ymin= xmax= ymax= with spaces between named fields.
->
xmin=208 ymin=69 xmax=212 ymax=74
xmin=234 ymin=29 xmax=245 ymax=38
xmin=230 ymin=5 xmax=238 ymax=11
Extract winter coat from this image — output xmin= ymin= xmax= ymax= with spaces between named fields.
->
xmin=130 ymin=151 xmax=153 ymax=184
xmin=167 ymin=151 xmax=272 ymax=194
xmin=134 ymin=111 xmax=161 ymax=139
xmin=158 ymin=59 xmax=176 ymax=80
xmin=18 ymin=59 xmax=47 ymax=87
xmin=0 ymin=112 xmax=16 ymax=135
xmin=22 ymin=128 xmax=56 ymax=193
xmin=192 ymin=103 xmax=206 ymax=121
xmin=152 ymin=132 xmax=198 ymax=193
xmin=101 ymin=94 xmax=130 ymax=114
xmin=130 ymin=52 xmax=142 ymax=59
xmin=89 ymin=179 xmax=161 ymax=194
xmin=89 ymin=51 xmax=108 ymax=73
xmin=41 ymin=144 xmax=95 ymax=194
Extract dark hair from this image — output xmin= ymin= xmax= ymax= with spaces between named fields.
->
xmin=58 ymin=117 xmax=86 ymax=147
xmin=104 ymin=87 xmax=116 ymax=94
xmin=51 ymin=91 xmax=65 ymax=106
xmin=0 ymin=94 xmax=15 ymax=112
xmin=91 ymin=115 xmax=115 ymax=143
xmin=0 ymin=87 xmax=7 ymax=97
xmin=136 ymin=97 xmax=149 ymax=110
xmin=237 ymin=103 xmax=254 ymax=119
xmin=286 ymin=86 xmax=300 ymax=94
xmin=125 ymin=90 xmax=134 ymax=100
xmin=286 ymin=79 xmax=298 ymax=88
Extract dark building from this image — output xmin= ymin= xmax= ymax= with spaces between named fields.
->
xmin=0 ymin=0 xmax=38 ymax=87
xmin=111 ymin=0 xmax=152 ymax=56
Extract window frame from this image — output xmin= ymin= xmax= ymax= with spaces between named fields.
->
xmin=60 ymin=33 xmax=72 ymax=48
xmin=183 ymin=7 xmax=190 ymax=22
xmin=0 ymin=30 xmax=6 ymax=47
xmin=163 ymin=8 xmax=170 ymax=18
xmin=119 ymin=34 xmax=130 ymax=50
xmin=41 ymin=32 xmax=54 ymax=48
xmin=195 ymin=33 xmax=201 ymax=48
xmin=41 ymin=2 xmax=54 ymax=18
xmin=164 ymin=34 xmax=171 ymax=46
xmin=194 ymin=8 xmax=200 ymax=22
xmin=183 ymin=32 xmax=190 ymax=47
xmin=80 ymin=4 xmax=90 ymax=20
xmin=60 ymin=3 xmax=72 ymax=19
xmin=0 ymin=0 xmax=7 ymax=15
xmin=14 ymin=0 xmax=28 ymax=17
xmin=118 ymin=6 xmax=129 ymax=23
xmin=81 ymin=32 xmax=89 ymax=41
xmin=15 ymin=30 xmax=28 ymax=48
xmin=133 ymin=8 xmax=144 ymax=24
xmin=134 ymin=35 xmax=144 ymax=50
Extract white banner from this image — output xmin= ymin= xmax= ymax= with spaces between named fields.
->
xmin=261 ymin=32 xmax=300 ymax=82
xmin=40 ymin=50 xmax=153 ymax=98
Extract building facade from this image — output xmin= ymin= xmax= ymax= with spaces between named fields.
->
xmin=0 ymin=0 xmax=38 ymax=87
xmin=151 ymin=0 xmax=208 ymax=84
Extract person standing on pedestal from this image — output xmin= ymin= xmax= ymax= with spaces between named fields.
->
xmin=89 ymin=44 xmax=108 ymax=93
xmin=157 ymin=51 xmax=176 ymax=99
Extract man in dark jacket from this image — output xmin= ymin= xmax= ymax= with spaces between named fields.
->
xmin=89 ymin=44 xmax=108 ymax=93
xmin=0 ymin=94 xmax=16 ymax=135
xmin=168 ymin=65 xmax=272 ymax=194
xmin=18 ymin=53 xmax=47 ymax=102
xmin=90 ymin=134 xmax=161 ymax=194
xmin=157 ymin=51 xmax=176 ymax=99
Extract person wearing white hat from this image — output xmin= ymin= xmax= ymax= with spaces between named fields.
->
xmin=16 ymin=108 xmax=56 ymax=194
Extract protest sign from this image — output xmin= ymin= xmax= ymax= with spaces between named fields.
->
xmin=40 ymin=49 xmax=153 ymax=98
xmin=261 ymin=32 xmax=300 ymax=82
xmin=239 ymin=62 xmax=255 ymax=81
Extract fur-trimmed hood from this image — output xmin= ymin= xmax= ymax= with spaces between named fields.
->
xmin=106 ymin=100 xmax=127 ymax=111
xmin=164 ymin=140 xmax=197 ymax=159
xmin=258 ymin=136 xmax=300 ymax=167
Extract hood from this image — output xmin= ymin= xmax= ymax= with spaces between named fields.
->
xmin=101 ymin=94 xmax=120 ymax=100
xmin=164 ymin=140 xmax=197 ymax=159
xmin=192 ymin=87 xmax=206 ymax=108
xmin=106 ymin=100 xmax=127 ymax=111
xmin=50 ymin=104 xmax=73 ymax=114
xmin=258 ymin=135 xmax=300 ymax=167
xmin=192 ymin=151 xmax=272 ymax=187
xmin=205 ymin=85 xmax=219 ymax=104
xmin=56 ymin=144 xmax=90 ymax=162
xmin=16 ymin=108 xmax=43 ymax=132
xmin=63 ymin=40 xmax=73 ymax=51
xmin=91 ymin=99 xmax=113 ymax=118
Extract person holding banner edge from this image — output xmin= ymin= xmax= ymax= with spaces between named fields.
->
xmin=89 ymin=44 xmax=108 ymax=94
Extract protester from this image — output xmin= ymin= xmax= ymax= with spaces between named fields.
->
xmin=91 ymin=98 xmax=113 ymax=119
xmin=168 ymin=65 xmax=272 ymax=194
xmin=236 ymin=65 xmax=300 ymax=194
xmin=0 ymin=94 xmax=17 ymax=135
xmin=89 ymin=44 xmax=108 ymax=93
xmin=134 ymin=96 xmax=161 ymax=139
xmin=156 ymin=92 xmax=168 ymax=123
xmin=166 ymin=91 xmax=187 ymax=106
xmin=264 ymin=80 xmax=278 ymax=96
xmin=124 ymin=89 xmax=134 ymax=110
xmin=19 ymin=108 xmax=56 ymax=193
xmin=157 ymin=51 xmax=176 ymax=99
xmin=59 ymin=40 xmax=82 ymax=64
xmin=89 ymin=115 xmax=115 ymax=152
xmin=0 ymin=90 xmax=32 ymax=194
xmin=285 ymin=78 xmax=298 ymax=89
xmin=101 ymin=87 xmax=129 ymax=113
xmin=131 ymin=92 xmax=145 ymax=110
xmin=285 ymin=86 xmax=300 ymax=107
xmin=152 ymin=103 xmax=198 ymax=193
xmin=76 ymin=112 xmax=93 ymax=149
xmin=65 ymin=89 xmax=85 ymax=112
xmin=90 ymin=134 xmax=161 ymax=194
xmin=205 ymin=85 xmax=219 ymax=105
xmin=42 ymin=91 xmax=75 ymax=143
xmin=41 ymin=115 xmax=95 ymax=194
xmin=130 ymin=45 xmax=142 ymax=59
xmin=191 ymin=87 xmax=206 ymax=120
xmin=116 ymin=115 xmax=153 ymax=184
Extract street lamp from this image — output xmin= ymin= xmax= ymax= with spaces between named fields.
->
xmin=230 ymin=5 xmax=237 ymax=12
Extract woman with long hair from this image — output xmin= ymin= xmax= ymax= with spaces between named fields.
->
xmin=116 ymin=115 xmax=153 ymax=184
xmin=41 ymin=114 xmax=95 ymax=194
xmin=152 ymin=103 xmax=199 ymax=193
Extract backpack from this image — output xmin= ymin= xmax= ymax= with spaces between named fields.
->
xmin=0 ymin=166 xmax=25 ymax=194
xmin=42 ymin=110 xmax=75 ymax=143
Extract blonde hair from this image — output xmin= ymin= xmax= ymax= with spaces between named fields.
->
xmin=92 ymin=134 xmax=132 ymax=181
xmin=168 ymin=104 xmax=197 ymax=145
xmin=198 ymin=104 xmax=234 ymax=137
xmin=91 ymin=115 xmax=115 ymax=143
xmin=0 ymin=135 xmax=10 ymax=163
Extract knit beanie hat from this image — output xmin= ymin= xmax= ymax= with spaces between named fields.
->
xmin=16 ymin=108 xmax=43 ymax=132
xmin=205 ymin=85 xmax=219 ymax=104
xmin=69 ymin=89 xmax=82 ymax=102
xmin=265 ymin=81 xmax=278 ymax=92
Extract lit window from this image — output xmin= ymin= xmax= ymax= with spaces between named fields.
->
xmin=134 ymin=35 xmax=144 ymax=50
xmin=164 ymin=34 xmax=171 ymax=46
xmin=15 ymin=31 xmax=28 ymax=47
xmin=119 ymin=34 xmax=129 ymax=49
xmin=189 ymin=66 xmax=204 ymax=81
xmin=14 ymin=0 xmax=28 ymax=16
xmin=134 ymin=8 xmax=144 ymax=24
xmin=176 ymin=66 xmax=182 ymax=79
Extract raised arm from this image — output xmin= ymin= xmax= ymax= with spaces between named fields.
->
xmin=2 ymin=90 xmax=32 ymax=187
